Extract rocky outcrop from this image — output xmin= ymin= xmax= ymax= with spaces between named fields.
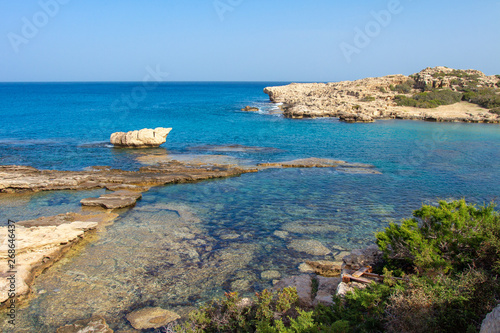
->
xmin=241 ymin=106 xmax=260 ymax=111
xmin=273 ymin=275 xmax=313 ymax=308
xmin=0 ymin=212 xmax=118 ymax=304
xmin=0 ymin=162 xmax=256 ymax=193
xmin=264 ymin=67 xmax=500 ymax=123
xmin=480 ymin=304 xmax=500 ymax=333
xmin=342 ymin=244 xmax=383 ymax=270
xmin=110 ymin=128 xmax=172 ymax=148
xmin=81 ymin=190 xmax=142 ymax=209
xmin=126 ymin=307 xmax=180 ymax=330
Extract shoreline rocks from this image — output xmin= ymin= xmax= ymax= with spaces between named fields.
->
xmin=264 ymin=67 xmax=500 ymax=123
xmin=125 ymin=307 xmax=180 ymax=330
xmin=0 ymin=212 xmax=118 ymax=305
xmin=110 ymin=128 xmax=172 ymax=148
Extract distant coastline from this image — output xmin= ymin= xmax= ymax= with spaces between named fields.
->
xmin=263 ymin=66 xmax=500 ymax=124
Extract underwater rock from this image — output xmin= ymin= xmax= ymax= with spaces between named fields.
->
xmin=273 ymin=230 xmax=289 ymax=239
xmin=258 ymin=157 xmax=345 ymax=168
xmin=261 ymin=270 xmax=281 ymax=280
xmin=56 ymin=315 xmax=113 ymax=333
xmin=125 ymin=307 xmax=180 ymax=330
xmin=288 ymin=239 xmax=331 ymax=256
xmin=110 ymin=127 xmax=172 ymax=148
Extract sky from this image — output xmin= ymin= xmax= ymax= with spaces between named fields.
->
xmin=0 ymin=0 xmax=499 ymax=82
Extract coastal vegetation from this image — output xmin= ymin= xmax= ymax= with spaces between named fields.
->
xmin=173 ymin=200 xmax=499 ymax=332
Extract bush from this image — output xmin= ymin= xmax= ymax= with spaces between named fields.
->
xmin=462 ymin=88 xmax=500 ymax=109
xmin=394 ymin=90 xmax=463 ymax=109
xmin=378 ymin=87 xmax=387 ymax=93
xmin=376 ymin=200 xmax=500 ymax=275
xmin=392 ymin=79 xmax=415 ymax=94
xmin=490 ymin=107 xmax=500 ymax=115
xmin=360 ymin=95 xmax=375 ymax=102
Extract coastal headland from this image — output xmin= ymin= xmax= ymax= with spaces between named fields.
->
xmin=264 ymin=66 xmax=500 ymax=123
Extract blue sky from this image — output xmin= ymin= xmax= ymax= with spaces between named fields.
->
xmin=0 ymin=0 xmax=499 ymax=82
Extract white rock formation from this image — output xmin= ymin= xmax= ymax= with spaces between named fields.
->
xmin=110 ymin=127 xmax=172 ymax=148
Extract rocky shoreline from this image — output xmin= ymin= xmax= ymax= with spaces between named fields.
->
xmin=263 ymin=66 xmax=500 ymax=123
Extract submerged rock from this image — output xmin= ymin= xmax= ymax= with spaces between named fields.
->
xmin=110 ymin=127 xmax=172 ymax=148
xmin=126 ymin=307 xmax=180 ymax=330
xmin=288 ymin=239 xmax=331 ymax=256
xmin=56 ymin=315 xmax=113 ymax=333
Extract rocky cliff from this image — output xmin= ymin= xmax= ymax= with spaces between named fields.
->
xmin=264 ymin=67 xmax=500 ymax=123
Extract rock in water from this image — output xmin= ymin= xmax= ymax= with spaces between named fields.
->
xmin=126 ymin=307 xmax=180 ymax=330
xmin=56 ymin=315 xmax=113 ymax=333
xmin=110 ymin=127 xmax=172 ymax=148
xmin=241 ymin=106 xmax=259 ymax=111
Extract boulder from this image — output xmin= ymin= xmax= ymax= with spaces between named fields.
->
xmin=342 ymin=244 xmax=383 ymax=270
xmin=273 ymin=275 xmax=313 ymax=308
xmin=126 ymin=307 xmax=180 ymax=330
xmin=110 ymin=127 xmax=172 ymax=148
xmin=313 ymin=276 xmax=341 ymax=306
xmin=481 ymin=304 xmax=500 ymax=333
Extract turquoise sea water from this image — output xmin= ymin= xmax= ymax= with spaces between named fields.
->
xmin=0 ymin=83 xmax=499 ymax=331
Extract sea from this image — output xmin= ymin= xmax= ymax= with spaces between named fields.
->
xmin=0 ymin=82 xmax=499 ymax=331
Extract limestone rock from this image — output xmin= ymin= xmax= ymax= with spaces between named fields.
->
xmin=305 ymin=260 xmax=342 ymax=277
xmin=56 ymin=315 xmax=113 ymax=333
xmin=241 ymin=106 xmax=259 ymax=111
xmin=126 ymin=307 xmax=180 ymax=330
xmin=110 ymin=127 xmax=172 ymax=148
xmin=288 ymin=239 xmax=331 ymax=256
xmin=0 ymin=212 xmax=118 ymax=303
xmin=313 ymin=276 xmax=341 ymax=306
xmin=261 ymin=270 xmax=281 ymax=280
xmin=342 ymin=244 xmax=382 ymax=270
xmin=481 ymin=304 xmax=500 ymax=333
xmin=274 ymin=275 xmax=313 ymax=308
xmin=336 ymin=281 xmax=366 ymax=297
xmin=264 ymin=67 xmax=500 ymax=124
xmin=81 ymin=190 xmax=142 ymax=209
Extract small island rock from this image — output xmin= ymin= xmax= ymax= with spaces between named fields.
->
xmin=110 ymin=127 xmax=172 ymax=148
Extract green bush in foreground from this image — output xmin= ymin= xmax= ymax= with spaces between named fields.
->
xmin=175 ymin=200 xmax=499 ymax=333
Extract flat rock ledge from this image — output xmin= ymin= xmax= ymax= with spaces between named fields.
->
xmin=0 ymin=212 xmax=118 ymax=305
xmin=0 ymin=162 xmax=256 ymax=193
xmin=110 ymin=127 xmax=172 ymax=148
xmin=81 ymin=190 xmax=143 ymax=209
xmin=126 ymin=307 xmax=180 ymax=330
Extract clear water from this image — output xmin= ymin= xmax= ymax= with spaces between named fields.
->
xmin=0 ymin=83 xmax=499 ymax=331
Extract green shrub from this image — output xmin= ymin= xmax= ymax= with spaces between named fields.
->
xmin=393 ymin=79 xmax=416 ymax=93
xmin=376 ymin=200 xmax=500 ymax=275
xmin=360 ymin=95 xmax=375 ymax=102
xmin=490 ymin=107 xmax=500 ymax=115
xmin=462 ymin=88 xmax=500 ymax=109
xmin=395 ymin=90 xmax=462 ymax=109
xmin=378 ymin=86 xmax=387 ymax=93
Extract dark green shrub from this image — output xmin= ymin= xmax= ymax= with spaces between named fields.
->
xmin=394 ymin=79 xmax=416 ymax=93
xmin=462 ymin=88 xmax=500 ymax=109
xmin=490 ymin=107 xmax=500 ymax=115
xmin=376 ymin=200 xmax=500 ymax=275
xmin=378 ymin=86 xmax=387 ymax=93
xmin=360 ymin=95 xmax=375 ymax=102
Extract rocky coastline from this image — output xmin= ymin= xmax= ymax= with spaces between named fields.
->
xmin=263 ymin=66 xmax=500 ymax=123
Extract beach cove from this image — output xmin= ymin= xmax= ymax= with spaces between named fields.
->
xmin=1 ymin=82 xmax=500 ymax=331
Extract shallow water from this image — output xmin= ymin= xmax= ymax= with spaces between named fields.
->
xmin=0 ymin=83 xmax=499 ymax=331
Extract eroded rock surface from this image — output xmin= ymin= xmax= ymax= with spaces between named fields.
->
xmin=56 ymin=315 xmax=113 ymax=333
xmin=81 ymin=190 xmax=143 ymax=209
xmin=264 ymin=67 xmax=500 ymax=123
xmin=126 ymin=307 xmax=180 ymax=330
xmin=481 ymin=304 xmax=500 ymax=333
xmin=110 ymin=128 xmax=172 ymax=148
xmin=0 ymin=162 xmax=255 ymax=193
xmin=0 ymin=212 xmax=118 ymax=304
